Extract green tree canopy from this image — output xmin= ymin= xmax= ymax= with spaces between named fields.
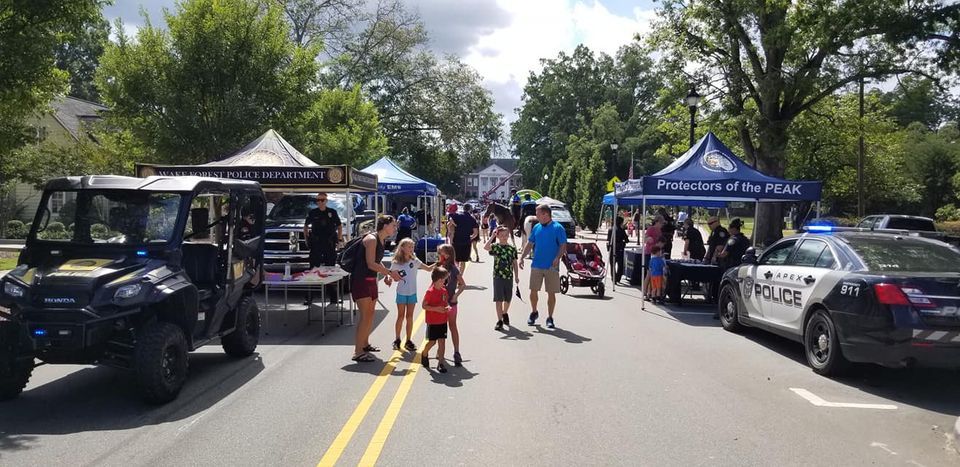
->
xmin=294 ymin=86 xmax=388 ymax=166
xmin=96 ymin=0 xmax=319 ymax=164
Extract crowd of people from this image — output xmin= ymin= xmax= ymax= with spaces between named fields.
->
xmin=343 ymin=203 xmax=567 ymax=371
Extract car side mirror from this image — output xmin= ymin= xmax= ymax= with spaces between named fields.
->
xmin=741 ymin=247 xmax=758 ymax=265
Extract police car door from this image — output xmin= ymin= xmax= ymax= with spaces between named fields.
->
xmin=765 ymin=239 xmax=836 ymax=332
xmin=750 ymin=239 xmax=798 ymax=322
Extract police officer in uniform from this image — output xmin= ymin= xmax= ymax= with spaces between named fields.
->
xmin=703 ymin=216 xmax=729 ymax=310
xmin=718 ymin=218 xmax=751 ymax=271
xmin=304 ymin=192 xmax=343 ymax=267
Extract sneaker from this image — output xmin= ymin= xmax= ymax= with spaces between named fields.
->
xmin=495 ymin=320 xmax=504 ymax=331
xmin=528 ymin=311 xmax=539 ymax=326
xmin=502 ymin=313 xmax=510 ymax=326
xmin=404 ymin=340 xmax=417 ymax=352
xmin=453 ymin=352 xmax=462 ymax=367
xmin=437 ymin=363 xmax=448 ymax=373
xmin=392 ymin=338 xmax=401 ymax=351
xmin=420 ymin=354 xmax=429 ymax=367
xmin=545 ymin=317 xmax=555 ymax=329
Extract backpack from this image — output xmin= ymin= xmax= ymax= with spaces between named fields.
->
xmin=337 ymin=236 xmax=365 ymax=273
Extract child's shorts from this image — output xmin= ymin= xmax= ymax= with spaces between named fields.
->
xmin=492 ymin=277 xmax=513 ymax=302
xmin=396 ymin=293 xmax=417 ymax=305
xmin=426 ymin=323 xmax=448 ymax=341
xmin=649 ymin=275 xmax=664 ymax=290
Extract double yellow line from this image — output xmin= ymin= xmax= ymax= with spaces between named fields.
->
xmin=317 ymin=314 xmax=427 ymax=467
xmin=319 ymin=262 xmax=468 ymax=466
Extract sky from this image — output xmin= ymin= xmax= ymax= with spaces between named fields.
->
xmin=103 ymin=0 xmax=660 ymax=133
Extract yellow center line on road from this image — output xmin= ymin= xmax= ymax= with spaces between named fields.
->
xmin=357 ymin=337 xmax=430 ymax=466
xmin=316 ymin=312 xmax=425 ymax=467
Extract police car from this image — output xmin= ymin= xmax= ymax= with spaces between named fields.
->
xmin=717 ymin=226 xmax=960 ymax=375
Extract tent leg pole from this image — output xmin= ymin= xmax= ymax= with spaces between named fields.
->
xmin=612 ymin=198 xmax=618 ymax=292
xmin=641 ymin=197 xmax=646 ymax=311
xmin=816 ymin=201 xmax=821 ymax=218
xmin=752 ymin=200 xmax=760 ymax=245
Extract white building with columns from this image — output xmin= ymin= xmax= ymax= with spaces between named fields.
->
xmin=461 ymin=159 xmax=521 ymax=201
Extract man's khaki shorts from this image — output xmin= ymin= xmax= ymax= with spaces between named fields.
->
xmin=529 ymin=267 xmax=561 ymax=293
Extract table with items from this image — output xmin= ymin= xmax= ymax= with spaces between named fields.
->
xmin=262 ymin=266 xmax=353 ymax=334
xmin=665 ymin=259 xmax=723 ymax=305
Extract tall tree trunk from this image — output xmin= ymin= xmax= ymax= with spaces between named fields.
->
xmin=754 ymin=122 xmax=789 ymax=247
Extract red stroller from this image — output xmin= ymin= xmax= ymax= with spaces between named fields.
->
xmin=560 ymin=240 xmax=606 ymax=297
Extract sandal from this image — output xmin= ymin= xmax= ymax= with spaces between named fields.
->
xmin=363 ymin=344 xmax=381 ymax=352
xmin=352 ymin=352 xmax=376 ymax=362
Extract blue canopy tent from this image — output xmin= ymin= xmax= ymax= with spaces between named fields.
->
xmin=361 ymin=157 xmax=442 ymax=258
xmin=609 ymin=132 xmax=823 ymax=299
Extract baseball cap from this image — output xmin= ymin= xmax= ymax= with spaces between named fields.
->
xmin=729 ymin=218 xmax=744 ymax=229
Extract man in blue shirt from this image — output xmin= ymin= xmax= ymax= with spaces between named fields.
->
xmin=519 ymin=204 xmax=567 ymax=328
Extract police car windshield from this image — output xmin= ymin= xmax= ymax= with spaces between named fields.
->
xmin=847 ymin=237 xmax=960 ymax=273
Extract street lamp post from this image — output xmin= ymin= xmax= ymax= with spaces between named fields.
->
xmin=685 ymin=87 xmax=701 ymax=148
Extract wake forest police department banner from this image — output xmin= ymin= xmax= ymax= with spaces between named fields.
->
xmin=135 ymin=164 xmax=379 ymax=192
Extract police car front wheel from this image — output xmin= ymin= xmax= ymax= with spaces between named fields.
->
xmin=804 ymin=310 xmax=849 ymax=376
xmin=718 ymin=284 xmax=744 ymax=333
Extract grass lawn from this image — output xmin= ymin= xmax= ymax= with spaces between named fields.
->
xmin=0 ymin=257 xmax=18 ymax=270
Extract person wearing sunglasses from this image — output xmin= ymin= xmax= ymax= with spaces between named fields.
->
xmin=304 ymin=192 xmax=343 ymax=268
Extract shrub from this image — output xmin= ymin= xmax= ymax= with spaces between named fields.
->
xmin=937 ymin=221 xmax=960 ymax=235
xmin=90 ymin=223 xmax=110 ymax=240
xmin=4 ymin=220 xmax=26 ymax=239
xmin=38 ymin=221 xmax=70 ymax=240
xmin=935 ymin=204 xmax=960 ymax=222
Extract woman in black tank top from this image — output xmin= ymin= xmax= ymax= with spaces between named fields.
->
xmin=352 ymin=215 xmax=401 ymax=363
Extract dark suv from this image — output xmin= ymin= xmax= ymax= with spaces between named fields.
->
xmin=0 ymin=175 xmax=265 ymax=403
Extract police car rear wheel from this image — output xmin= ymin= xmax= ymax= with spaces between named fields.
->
xmin=804 ymin=310 xmax=849 ymax=376
xmin=718 ymin=284 xmax=743 ymax=333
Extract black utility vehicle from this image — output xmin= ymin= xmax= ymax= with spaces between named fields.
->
xmin=0 ymin=175 xmax=266 ymax=403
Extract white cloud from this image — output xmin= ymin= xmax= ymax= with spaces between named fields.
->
xmin=460 ymin=0 xmax=656 ymax=126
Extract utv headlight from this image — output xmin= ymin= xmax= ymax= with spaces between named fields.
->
xmin=3 ymin=281 xmax=25 ymax=298
xmin=114 ymin=283 xmax=142 ymax=300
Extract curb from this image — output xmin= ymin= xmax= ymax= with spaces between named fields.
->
xmin=954 ymin=417 xmax=960 ymax=455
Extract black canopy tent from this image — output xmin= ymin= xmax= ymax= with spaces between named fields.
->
xmin=135 ymin=129 xmax=378 ymax=239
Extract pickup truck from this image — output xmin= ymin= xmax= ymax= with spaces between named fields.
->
xmin=263 ymin=193 xmax=374 ymax=272
xmin=854 ymin=214 xmax=960 ymax=246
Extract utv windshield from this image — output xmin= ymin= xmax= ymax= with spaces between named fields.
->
xmin=33 ymin=190 xmax=184 ymax=245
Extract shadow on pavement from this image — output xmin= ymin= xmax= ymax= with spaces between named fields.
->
xmin=741 ymin=327 xmax=960 ymax=415
xmin=426 ymin=363 xmax=478 ymax=388
xmin=564 ymin=293 xmax=613 ymax=300
xmin=258 ymin=300 xmax=389 ymax=347
xmin=0 ymin=352 xmax=265 ymax=449
xmin=340 ymin=352 xmax=419 ymax=376
xmin=497 ymin=326 xmax=533 ymax=341
xmin=534 ymin=325 xmax=592 ymax=344
xmin=641 ymin=302 xmax=718 ymax=328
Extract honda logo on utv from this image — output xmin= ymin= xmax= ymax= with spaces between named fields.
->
xmin=44 ymin=297 xmax=77 ymax=305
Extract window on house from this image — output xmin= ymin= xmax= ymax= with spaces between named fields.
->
xmin=50 ymin=191 xmax=65 ymax=214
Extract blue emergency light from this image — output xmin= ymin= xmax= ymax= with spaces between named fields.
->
xmin=136 ymin=250 xmax=148 ymax=257
xmin=805 ymin=224 xmax=834 ymax=233
xmin=33 ymin=329 xmax=47 ymax=337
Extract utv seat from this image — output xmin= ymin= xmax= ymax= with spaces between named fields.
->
xmin=181 ymin=243 xmax=220 ymax=301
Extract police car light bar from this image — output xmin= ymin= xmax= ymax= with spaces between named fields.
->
xmin=804 ymin=225 xmax=833 ymax=232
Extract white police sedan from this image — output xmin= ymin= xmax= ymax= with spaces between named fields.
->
xmin=717 ymin=228 xmax=960 ymax=375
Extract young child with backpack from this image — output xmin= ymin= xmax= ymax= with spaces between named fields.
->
xmin=437 ymin=244 xmax=466 ymax=366
xmin=384 ymin=238 xmax=434 ymax=352
xmin=484 ymin=226 xmax=519 ymax=330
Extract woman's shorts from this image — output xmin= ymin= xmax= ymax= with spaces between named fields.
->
xmin=426 ymin=323 xmax=448 ymax=341
xmin=493 ymin=277 xmax=513 ymax=302
xmin=396 ymin=293 xmax=417 ymax=305
xmin=351 ymin=277 xmax=378 ymax=301
xmin=454 ymin=242 xmax=472 ymax=262
xmin=649 ymin=275 xmax=664 ymax=290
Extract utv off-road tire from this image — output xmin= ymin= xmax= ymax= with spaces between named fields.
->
xmin=0 ymin=352 xmax=32 ymax=401
xmin=222 ymin=297 xmax=260 ymax=358
xmin=135 ymin=322 xmax=189 ymax=404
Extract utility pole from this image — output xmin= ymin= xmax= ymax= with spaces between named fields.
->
xmin=858 ymin=75 xmax=865 ymax=218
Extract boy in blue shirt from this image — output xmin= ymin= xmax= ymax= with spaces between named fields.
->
xmin=519 ymin=204 xmax=567 ymax=329
xmin=648 ymin=245 xmax=667 ymax=304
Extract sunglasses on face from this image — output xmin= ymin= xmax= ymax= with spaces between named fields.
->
xmin=317 ymin=199 xmax=327 ymax=203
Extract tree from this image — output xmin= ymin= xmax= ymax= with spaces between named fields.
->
xmin=278 ymin=0 xmax=362 ymax=48
xmin=55 ymin=10 xmax=111 ymax=102
xmin=652 ymin=0 xmax=954 ymax=242
xmin=294 ymin=86 xmax=388 ymax=166
xmin=96 ymin=0 xmax=319 ymax=164
xmin=0 ymin=0 xmax=102 ymax=165
xmin=881 ymin=75 xmax=960 ymax=129
xmin=901 ymin=122 xmax=960 ymax=215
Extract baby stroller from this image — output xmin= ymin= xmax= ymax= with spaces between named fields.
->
xmin=560 ymin=240 xmax=606 ymax=297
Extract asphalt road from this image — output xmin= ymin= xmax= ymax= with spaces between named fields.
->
xmin=2 ymin=241 xmax=959 ymax=466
